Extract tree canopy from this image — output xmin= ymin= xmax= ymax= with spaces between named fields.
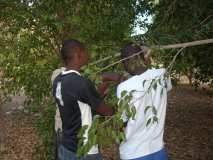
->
xmin=142 ymin=0 xmax=213 ymax=86
xmin=1 ymin=1 xmax=213 ymax=159
xmin=0 ymin=0 xmax=143 ymax=102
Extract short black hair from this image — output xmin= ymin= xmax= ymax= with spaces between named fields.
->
xmin=60 ymin=39 xmax=85 ymax=62
xmin=120 ymin=43 xmax=147 ymax=75
xmin=120 ymin=43 xmax=142 ymax=59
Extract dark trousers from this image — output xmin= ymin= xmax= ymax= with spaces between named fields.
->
xmin=54 ymin=129 xmax=62 ymax=160
xmin=54 ymin=129 xmax=102 ymax=160
xmin=130 ymin=148 xmax=168 ymax=160
xmin=58 ymin=144 xmax=102 ymax=160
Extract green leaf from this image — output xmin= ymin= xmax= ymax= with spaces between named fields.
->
xmin=126 ymin=106 xmax=132 ymax=119
xmin=121 ymin=90 xmax=128 ymax=97
xmin=142 ymin=80 xmax=146 ymax=87
xmin=91 ymin=135 xmax=97 ymax=145
xmin=111 ymin=130 xmax=117 ymax=139
xmin=152 ymin=107 xmax=157 ymax=115
xmin=95 ymin=77 xmax=102 ymax=85
xmin=119 ymin=132 xmax=126 ymax=141
xmin=130 ymin=90 xmax=136 ymax=94
xmin=164 ymin=81 xmax=168 ymax=89
xmin=153 ymin=116 xmax=158 ymax=124
xmin=153 ymin=82 xmax=157 ymax=90
xmin=146 ymin=118 xmax=152 ymax=127
xmin=144 ymin=106 xmax=151 ymax=114
xmin=160 ymin=88 xmax=164 ymax=96
xmin=118 ymin=100 xmax=124 ymax=108
xmin=122 ymin=100 xmax=129 ymax=111
xmin=158 ymin=79 xmax=162 ymax=86
xmin=78 ymin=125 xmax=88 ymax=138
xmin=124 ymin=95 xmax=131 ymax=102
xmin=131 ymin=106 xmax=137 ymax=120
xmin=150 ymin=79 xmax=155 ymax=86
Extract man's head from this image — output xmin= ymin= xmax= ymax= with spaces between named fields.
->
xmin=120 ymin=43 xmax=151 ymax=75
xmin=60 ymin=39 xmax=89 ymax=68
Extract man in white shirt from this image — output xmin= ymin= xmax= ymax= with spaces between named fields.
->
xmin=117 ymin=43 xmax=172 ymax=160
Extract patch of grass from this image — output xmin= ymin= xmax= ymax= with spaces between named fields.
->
xmin=33 ymin=103 xmax=55 ymax=160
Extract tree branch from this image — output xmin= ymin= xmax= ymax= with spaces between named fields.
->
xmin=90 ymin=38 xmax=213 ymax=69
xmin=153 ymin=38 xmax=213 ymax=49
xmin=166 ymin=47 xmax=185 ymax=75
xmin=95 ymin=50 xmax=144 ymax=74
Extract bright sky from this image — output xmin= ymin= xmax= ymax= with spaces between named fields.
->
xmin=132 ymin=15 xmax=152 ymax=35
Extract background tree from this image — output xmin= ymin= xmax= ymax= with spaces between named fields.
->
xmin=0 ymin=0 xmax=143 ymax=102
xmin=1 ymin=0 xmax=213 ymax=159
xmin=0 ymin=1 xmax=143 ymax=159
xmin=138 ymin=0 xmax=213 ymax=86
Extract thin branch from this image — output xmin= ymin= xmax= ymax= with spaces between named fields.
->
xmin=89 ymin=55 xmax=115 ymax=66
xmin=95 ymin=50 xmax=145 ymax=74
xmin=192 ymin=14 xmax=213 ymax=29
xmin=127 ymin=48 xmax=183 ymax=105
xmin=166 ymin=47 xmax=185 ymax=75
xmin=90 ymin=38 xmax=213 ymax=68
xmin=154 ymin=38 xmax=213 ymax=49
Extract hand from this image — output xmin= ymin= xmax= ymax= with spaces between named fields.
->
xmin=141 ymin=46 xmax=151 ymax=65
xmin=101 ymin=72 xmax=124 ymax=82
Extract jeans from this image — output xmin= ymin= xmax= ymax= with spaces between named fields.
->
xmin=54 ymin=129 xmax=62 ymax=160
xmin=130 ymin=148 xmax=168 ymax=160
xmin=58 ymin=144 xmax=102 ymax=160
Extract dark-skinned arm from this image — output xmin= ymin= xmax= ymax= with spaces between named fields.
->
xmin=80 ymin=77 xmax=115 ymax=116
xmin=97 ymin=72 xmax=125 ymax=97
xmin=95 ymin=102 xmax=115 ymax=116
xmin=101 ymin=72 xmax=123 ymax=82
xmin=97 ymin=81 xmax=110 ymax=98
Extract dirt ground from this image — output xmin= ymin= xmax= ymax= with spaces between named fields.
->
xmin=0 ymin=111 xmax=41 ymax=160
xmin=0 ymin=85 xmax=213 ymax=160
xmin=165 ymin=85 xmax=213 ymax=160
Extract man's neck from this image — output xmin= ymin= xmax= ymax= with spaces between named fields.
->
xmin=128 ymin=68 xmax=148 ymax=76
xmin=65 ymin=63 xmax=81 ymax=72
xmin=135 ymin=69 xmax=147 ymax=75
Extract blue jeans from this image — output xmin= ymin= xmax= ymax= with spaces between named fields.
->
xmin=58 ymin=144 xmax=102 ymax=160
xmin=130 ymin=148 xmax=168 ymax=160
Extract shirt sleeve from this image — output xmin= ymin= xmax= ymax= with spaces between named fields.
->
xmin=79 ymin=78 xmax=102 ymax=110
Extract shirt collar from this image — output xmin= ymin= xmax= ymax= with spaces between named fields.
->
xmin=61 ymin=69 xmax=81 ymax=76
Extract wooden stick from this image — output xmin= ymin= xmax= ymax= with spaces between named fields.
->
xmin=93 ymin=38 xmax=213 ymax=73
xmin=153 ymin=38 xmax=213 ymax=49
xmin=95 ymin=50 xmax=144 ymax=74
xmin=89 ymin=38 xmax=213 ymax=66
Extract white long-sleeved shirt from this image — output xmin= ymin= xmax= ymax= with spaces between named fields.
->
xmin=116 ymin=68 xmax=172 ymax=160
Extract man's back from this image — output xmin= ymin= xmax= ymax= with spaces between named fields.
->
xmin=53 ymin=70 xmax=102 ymax=154
xmin=117 ymin=68 xmax=172 ymax=159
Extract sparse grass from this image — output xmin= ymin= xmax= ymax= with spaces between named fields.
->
xmin=33 ymin=103 xmax=55 ymax=160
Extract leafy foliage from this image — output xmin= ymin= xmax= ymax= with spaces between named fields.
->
xmin=139 ymin=0 xmax=213 ymax=86
xmin=0 ymin=0 xmax=142 ymax=103
xmin=34 ymin=101 xmax=56 ymax=160
xmin=0 ymin=1 xmax=145 ymax=159
xmin=76 ymin=73 xmax=173 ymax=157
xmin=1 ymin=0 xmax=213 ymax=159
xmin=77 ymin=90 xmax=137 ymax=157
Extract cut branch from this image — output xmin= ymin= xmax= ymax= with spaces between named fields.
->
xmin=95 ymin=50 xmax=144 ymax=74
xmin=153 ymin=38 xmax=213 ymax=49
xmin=90 ymin=38 xmax=213 ymax=67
